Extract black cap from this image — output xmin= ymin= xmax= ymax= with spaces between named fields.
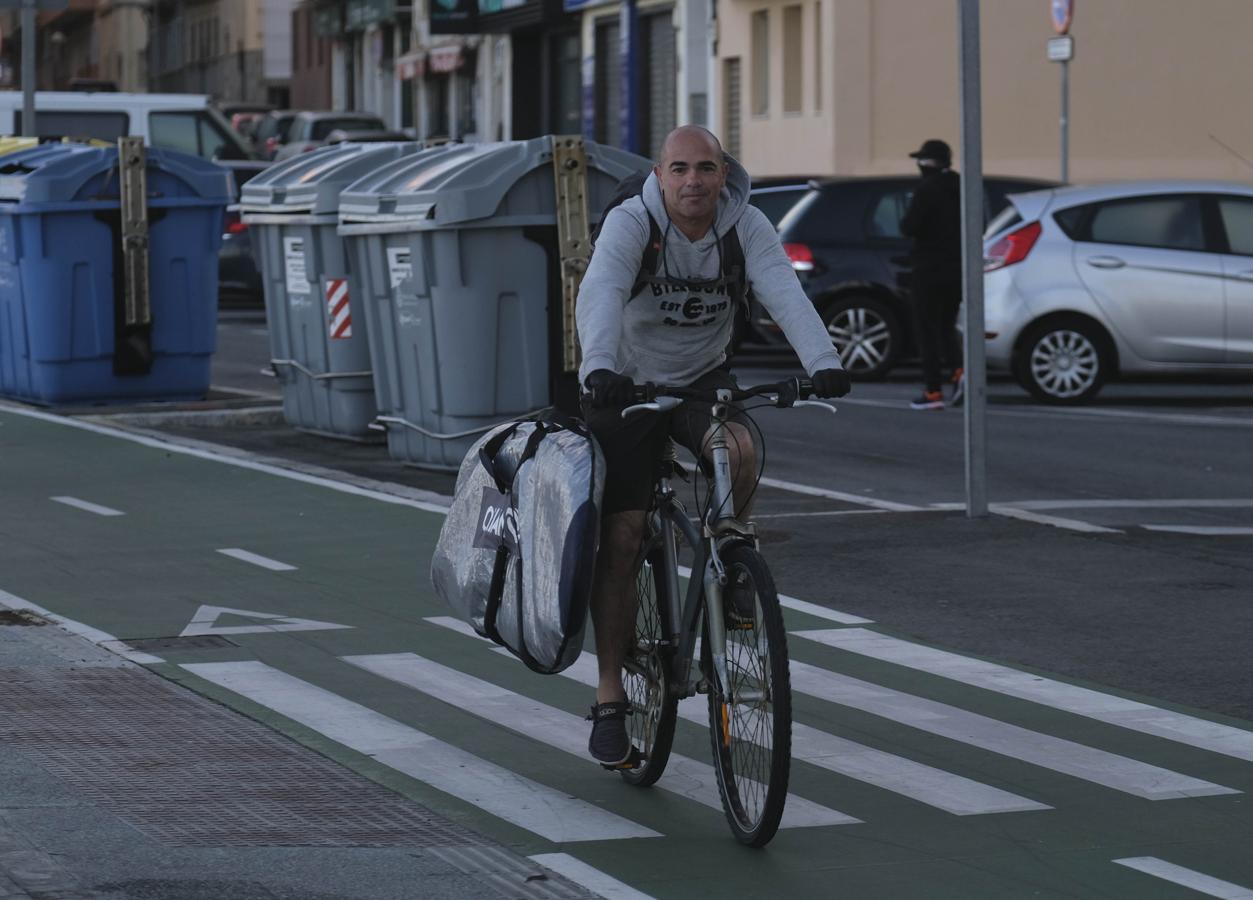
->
xmin=909 ymin=139 xmax=952 ymax=166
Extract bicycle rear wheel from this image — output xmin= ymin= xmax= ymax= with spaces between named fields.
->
xmin=620 ymin=540 xmax=679 ymax=787
xmin=705 ymin=542 xmax=792 ymax=846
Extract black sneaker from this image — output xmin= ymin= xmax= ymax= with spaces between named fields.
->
xmin=909 ymin=390 xmax=945 ymax=411
xmin=950 ymin=369 xmax=966 ymax=408
xmin=725 ymin=569 xmax=756 ymax=630
xmin=587 ymin=701 xmax=631 ymax=765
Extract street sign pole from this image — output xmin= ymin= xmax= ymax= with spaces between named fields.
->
xmin=958 ymin=0 xmax=986 ymax=518
xmin=1060 ymin=57 xmax=1068 ymax=182
xmin=21 ymin=0 xmax=34 ymax=137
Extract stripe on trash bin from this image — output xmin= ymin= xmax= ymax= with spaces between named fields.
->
xmin=326 ymin=279 xmax=352 ymax=340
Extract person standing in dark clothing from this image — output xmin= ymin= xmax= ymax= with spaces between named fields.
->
xmin=900 ymin=138 xmax=965 ymax=410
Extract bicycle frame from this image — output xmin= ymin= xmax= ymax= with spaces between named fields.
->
xmin=650 ymin=388 xmax=754 ymax=702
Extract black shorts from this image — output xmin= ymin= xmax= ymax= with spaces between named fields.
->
xmin=581 ymin=368 xmax=754 ymax=515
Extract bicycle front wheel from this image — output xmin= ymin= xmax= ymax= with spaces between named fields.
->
xmin=706 ymin=542 xmax=792 ymax=846
xmin=620 ymin=542 xmax=679 ymax=787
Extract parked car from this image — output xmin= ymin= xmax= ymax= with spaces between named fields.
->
xmin=756 ymin=174 xmax=1057 ymax=377
xmin=325 ymin=128 xmax=412 ymax=145
xmin=749 ymin=176 xmax=821 ymax=226
xmin=983 ymin=180 xmax=1253 ymax=404
xmin=275 ymin=112 xmax=388 ymax=160
xmin=0 ymin=91 xmax=269 ymax=307
xmin=253 ymin=109 xmax=297 ymax=160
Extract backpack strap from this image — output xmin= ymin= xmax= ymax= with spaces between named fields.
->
xmin=629 ymin=212 xmax=662 ymax=299
xmin=720 ymin=224 xmax=752 ymax=311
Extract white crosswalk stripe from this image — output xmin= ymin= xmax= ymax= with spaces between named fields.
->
xmin=795 ymin=628 xmax=1253 ymax=763
xmin=1113 ymin=857 xmax=1253 ymax=898
xmin=425 ymin=616 xmax=1051 ymax=816
xmin=786 ymin=659 xmax=1237 ymax=799
xmin=181 ymin=661 xmax=659 ymax=842
xmin=343 ymin=651 xmax=858 ymax=828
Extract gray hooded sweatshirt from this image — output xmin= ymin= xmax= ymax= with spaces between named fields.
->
xmin=576 ymin=157 xmax=842 ymax=386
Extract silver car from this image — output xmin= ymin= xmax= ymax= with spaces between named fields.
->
xmin=983 ymin=180 xmax=1253 ymax=403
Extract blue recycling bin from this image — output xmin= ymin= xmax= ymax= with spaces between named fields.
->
xmin=0 ymin=143 xmax=233 ymax=405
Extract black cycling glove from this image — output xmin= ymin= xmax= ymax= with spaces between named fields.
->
xmin=584 ymin=369 xmax=635 ymax=408
xmin=811 ymin=368 xmax=852 ymax=399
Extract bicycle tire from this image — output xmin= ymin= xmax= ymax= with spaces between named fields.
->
xmin=705 ymin=542 xmax=792 ymax=846
xmin=620 ymin=539 xmax=679 ymax=787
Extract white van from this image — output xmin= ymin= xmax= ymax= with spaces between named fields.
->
xmin=0 ymin=91 xmax=256 ymax=164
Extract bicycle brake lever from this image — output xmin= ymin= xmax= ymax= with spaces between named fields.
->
xmin=621 ymin=396 xmax=683 ymax=418
xmin=793 ymin=400 xmax=837 ymax=414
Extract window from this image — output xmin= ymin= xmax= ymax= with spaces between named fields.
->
xmin=150 ymin=111 xmax=249 ymax=160
xmin=593 ymin=20 xmax=622 ymax=145
xmin=783 ymin=5 xmax=802 ymax=113
xmin=813 ymin=1 xmax=822 ymax=111
xmin=865 ymin=189 xmax=912 ymax=239
xmin=1085 ymin=195 xmax=1205 ymax=252
xmin=1217 ymin=196 xmax=1253 ymax=256
xmin=751 ymin=10 xmax=769 ymax=116
xmin=15 ymin=110 xmax=128 ymax=142
xmin=311 ymin=117 xmax=385 ymax=140
xmin=723 ymin=57 xmax=741 ymax=158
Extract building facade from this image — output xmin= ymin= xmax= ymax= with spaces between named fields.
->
xmin=0 ymin=0 xmax=150 ymax=93
xmin=716 ymin=0 xmax=1253 ymax=181
xmin=149 ymin=0 xmax=293 ymax=105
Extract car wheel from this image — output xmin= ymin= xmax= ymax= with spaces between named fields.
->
xmin=821 ymin=295 xmax=901 ymax=380
xmin=1014 ymin=317 xmax=1110 ymax=404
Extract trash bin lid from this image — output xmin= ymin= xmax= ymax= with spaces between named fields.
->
xmin=0 ymin=143 xmax=233 ymax=206
xmin=240 ymin=141 xmax=425 ymax=216
xmin=337 ymin=137 xmax=651 ymax=229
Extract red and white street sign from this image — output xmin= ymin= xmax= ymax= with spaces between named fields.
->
xmin=1051 ymin=0 xmax=1074 ymax=35
xmin=326 ymin=278 xmax=352 ymax=339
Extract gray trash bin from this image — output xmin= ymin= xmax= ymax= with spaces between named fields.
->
xmin=241 ymin=141 xmax=425 ymax=439
xmin=337 ymin=137 xmax=649 ymax=469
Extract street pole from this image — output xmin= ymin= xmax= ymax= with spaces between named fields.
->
xmin=1060 ymin=58 xmax=1069 ymax=182
xmin=21 ymin=0 xmax=35 ymax=137
xmin=958 ymin=0 xmax=987 ymax=518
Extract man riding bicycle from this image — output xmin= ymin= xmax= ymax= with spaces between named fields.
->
xmin=576 ymin=125 xmax=851 ymax=766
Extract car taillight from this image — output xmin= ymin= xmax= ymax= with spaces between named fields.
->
xmin=265 ymin=137 xmax=278 ymax=154
xmin=223 ymin=212 xmax=247 ymax=235
xmin=784 ymin=242 xmax=815 ymax=272
xmin=984 ymin=221 xmax=1042 ymax=272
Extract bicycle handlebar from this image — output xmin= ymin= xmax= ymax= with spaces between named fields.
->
xmin=620 ymin=378 xmax=838 ymax=418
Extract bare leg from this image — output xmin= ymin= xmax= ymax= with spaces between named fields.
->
xmin=590 ymin=510 xmax=646 ymax=704
xmin=703 ymin=421 xmax=758 ymax=519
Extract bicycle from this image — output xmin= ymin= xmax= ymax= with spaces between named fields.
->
xmin=609 ymin=377 xmax=835 ymax=847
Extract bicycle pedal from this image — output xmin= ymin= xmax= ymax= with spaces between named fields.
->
xmin=600 ymin=747 xmax=646 ymax=771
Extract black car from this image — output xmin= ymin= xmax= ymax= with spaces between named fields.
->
xmin=748 ymin=176 xmax=820 ymax=226
xmin=749 ymin=174 xmax=1057 ymax=378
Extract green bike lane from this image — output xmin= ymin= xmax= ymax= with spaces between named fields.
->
xmin=3 ymin=404 xmax=1253 ymax=899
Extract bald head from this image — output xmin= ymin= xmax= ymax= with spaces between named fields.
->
xmin=659 ymin=125 xmax=725 ymax=167
xmin=653 ymin=125 xmax=729 ymax=235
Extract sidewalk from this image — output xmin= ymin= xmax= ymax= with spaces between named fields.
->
xmin=0 ymin=612 xmax=595 ymax=900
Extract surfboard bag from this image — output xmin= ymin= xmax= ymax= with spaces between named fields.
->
xmin=431 ymin=410 xmax=605 ymax=675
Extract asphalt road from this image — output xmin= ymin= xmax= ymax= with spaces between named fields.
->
xmin=1 ymin=313 xmax=1250 ymax=899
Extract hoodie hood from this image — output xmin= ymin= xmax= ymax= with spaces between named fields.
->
xmin=640 ymin=153 xmax=751 ymax=247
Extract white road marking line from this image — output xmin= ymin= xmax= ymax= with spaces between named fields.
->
xmin=179 ymin=604 xmax=352 ymax=637
xmin=1143 ymin=525 xmax=1253 ymax=536
xmin=929 ymin=503 xmax=1123 ymax=534
xmin=796 ymin=628 xmax=1253 ymax=764
xmin=181 ymin=661 xmax=658 ymax=842
xmin=754 ymin=509 xmax=889 ymax=520
xmin=216 ymin=548 xmax=298 ymax=571
xmin=1023 ymin=406 xmax=1253 ymax=430
xmin=50 ymin=496 xmax=124 ymax=517
xmin=529 ymin=853 xmax=657 ymax=900
xmin=1011 ymin=498 xmax=1253 ymax=511
xmin=1 ymin=402 xmax=453 ymax=514
xmin=424 ymin=616 xmax=1050 ymax=816
xmin=758 ymin=476 xmax=923 ymax=512
xmin=0 ymin=587 xmax=163 ymax=665
xmin=675 ymin=565 xmax=873 ymax=625
xmin=786 ymin=659 xmax=1236 ymax=799
xmin=344 ymin=652 xmax=857 ymax=829
xmin=553 ymin=650 xmax=1049 ymax=817
xmin=1112 ymin=857 xmax=1253 ymax=898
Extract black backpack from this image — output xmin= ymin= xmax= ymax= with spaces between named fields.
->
xmin=590 ymin=170 xmax=754 ymax=354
